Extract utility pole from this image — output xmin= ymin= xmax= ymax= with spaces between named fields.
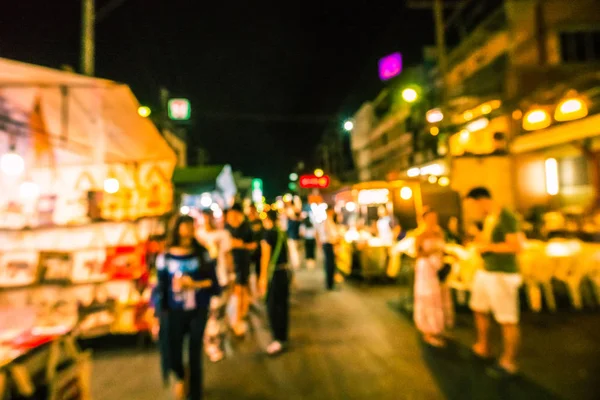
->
xmin=433 ymin=0 xmax=449 ymax=102
xmin=81 ymin=0 xmax=95 ymax=76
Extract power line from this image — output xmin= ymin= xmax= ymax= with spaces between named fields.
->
xmin=194 ymin=112 xmax=337 ymax=123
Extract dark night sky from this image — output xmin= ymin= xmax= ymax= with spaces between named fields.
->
xmin=0 ymin=1 xmax=434 ymax=196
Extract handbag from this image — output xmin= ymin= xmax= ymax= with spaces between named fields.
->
xmin=437 ymin=263 xmax=452 ymax=283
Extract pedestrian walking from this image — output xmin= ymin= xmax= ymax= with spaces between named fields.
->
xmin=413 ymin=209 xmax=454 ymax=347
xmin=196 ymin=209 xmax=233 ymax=362
xmin=156 ymin=215 xmax=220 ymax=400
xmin=301 ymin=217 xmax=317 ymax=269
xmin=258 ymin=210 xmax=291 ymax=355
xmin=466 ymin=187 xmax=524 ymax=376
xmin=225 ymin=203 xmax=256 ymax=336
xmin=317 ymin=207 xmax=340 ymax=290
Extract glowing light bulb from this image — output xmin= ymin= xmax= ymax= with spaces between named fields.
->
xmin=180 ymin=206 xmax=190 ymax=215
xmin=402 ymin=88 xmax=418 ymax=103
xmin=19 ymin=181 xmax=39 ymax=199
xmin=400 ymin=187 xmax=413 ymax=200
xmin=1 ymin=151 xmax=24 ymax=176
xmin=104 ymin=178 xmax=119 ymax=194
xmin=345 ymin=202 xmax=356 ymax=212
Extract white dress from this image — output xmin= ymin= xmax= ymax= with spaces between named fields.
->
xmin=413 ymin=236 xmax=454 ymax=335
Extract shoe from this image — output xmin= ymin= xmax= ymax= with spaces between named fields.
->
xmin=486 ymin=363 xmax=519 ymax=378
xmin=266 ymin=341 xmax=283 ymax=355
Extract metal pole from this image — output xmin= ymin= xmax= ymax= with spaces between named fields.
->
xmin=81 ymin=0 xmax=95 ymax=76
xmin=433 ymin=0 xmax=448 ymax=102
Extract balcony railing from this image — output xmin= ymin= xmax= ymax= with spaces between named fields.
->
xmin=447 ymin=5 xmax=508 ymax=71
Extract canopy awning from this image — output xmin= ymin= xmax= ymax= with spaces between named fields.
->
xmin=511 ymin=113 xmax=600 ymax=154
xmin=0 ymin=58 xmax=176 ymax=166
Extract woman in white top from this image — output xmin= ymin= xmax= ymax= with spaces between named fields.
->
xmin=196 ymin=209 xmax=232 ymax=362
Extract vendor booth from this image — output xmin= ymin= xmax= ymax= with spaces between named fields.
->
xmin=0 ymin=58 xmax=176 ymax=397
xmin=333 ymin=180 xmax=461 ymax=280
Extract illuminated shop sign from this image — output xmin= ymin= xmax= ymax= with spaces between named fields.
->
xmin=168 ymin=98 xmax=191 ymax=121
xmin=299 ymin=175 xmax=330 ymax=189
xmin=378 ymin=53 xmax=402 ymax=81
xmin=358 ymin=189 xmax=389 ymax=205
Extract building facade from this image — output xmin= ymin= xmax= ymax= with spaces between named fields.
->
xmin=351 ymin=0 xmax=600 ymax=221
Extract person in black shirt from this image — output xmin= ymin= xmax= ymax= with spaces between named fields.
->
xmin=259 ymin=210 xmax=290 ymax=355
xmin=225 ymin=203 xmax=256 ymax=336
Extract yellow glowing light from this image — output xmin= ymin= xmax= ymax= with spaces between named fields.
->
xmin=459 ymin=130 xmax=470 ymax=143
xmin=489 ymin=100 xmax=502 ymax=109
xmin=259 ymin=212 xmax=267 ymax=220
xmin=523 ymin=109 xmax=551 ymax=131
xmin=345 ymin=201 xmax=357 ymax=212
xmin=555 ymin=98 xmax=588 ymax=122
xmin=545 ymin=158 xmax=559 ymax=196
xmin=402 ymin=88 xmax=418 ymax=103
xmin=271 ymin=203 xmax=278 ymax=210
xmin=137 ymin=106 xmax=151 ymax=118
xmin=407 ymin=167 xmax=420 ymax=178
xmin=314 ymin=168 xmax=324 ymax=178
xmin=466 ymin=117 xmax=489 ymax=132
xmin=103 ymin=178 xmax=119 ymax=194
xmin=481 ymin=104 xmax=492 ymax=114
xmin=438 ymin=177 xmax=450 ymax=187
xmin=264 ymin=204 xmax=271 ymax=212
xmin=430 ymin=126 xmax=439 ymax=136
xmin=426 ymin=108 xmax=444 ymax=124
xmin=512 ymin=110 xmax=523 ymax=120
xmin=428 ymin=175 xmax=438 ymax=184
xmin=463 ymin=111 xmax=474 ymax=121
xmin=400 ymin=186 xmax=413 ymax=200
xmin=283 ymin=194 xmax=293 ymax=203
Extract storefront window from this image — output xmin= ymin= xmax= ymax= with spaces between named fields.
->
xmin=559 ymin=156 xmax=589 ymax=187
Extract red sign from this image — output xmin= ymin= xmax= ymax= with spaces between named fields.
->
xmin=299 ymin=175 xmax=330 ymax=189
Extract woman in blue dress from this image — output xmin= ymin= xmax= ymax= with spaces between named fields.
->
xmin=156 ymin=214 xmax=220 ymax=400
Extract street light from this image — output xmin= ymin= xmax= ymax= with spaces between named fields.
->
xmin=314 ymin=168 xmax=324 ymax=178
xmin=137 ymin=106 xmax=151 ymax=118
xmin=343 ymin=120 xmax=354 ymax=132
xmin=402 ymin=88 xmax=418 ymax=103
xmin=289 ymin=173 xmax=298 ymax=182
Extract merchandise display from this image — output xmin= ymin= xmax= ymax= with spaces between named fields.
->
xmin=0 ymin=58 xmax=176 ymax=387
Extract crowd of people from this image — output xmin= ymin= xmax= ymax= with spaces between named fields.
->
xmin=147 ymin=184 xmax=527 ymax=399
xmin=150 ymin=202 xmax=330 ymax=400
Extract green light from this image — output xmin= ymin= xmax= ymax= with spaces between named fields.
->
xmin=289 ymin=173 xmax=298 ymax=182
xmin=168 ymin=98 xmax=191 ymax=121
xmin=289 ymin=182 xmax=297 ymax=191
xmin=252 ymin=178 xmax=263 ymax=190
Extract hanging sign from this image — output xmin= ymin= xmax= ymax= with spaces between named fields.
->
xmin=299 ymin=175 xmax=330 ymax=189
xmin=168 ymin=98 xmax=191 ymax=121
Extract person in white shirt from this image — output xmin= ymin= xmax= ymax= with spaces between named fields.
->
xmin=317 ymin=207 xmax=339 ymax=290
xmin=196 ymin=210 xmax=233 ymax=362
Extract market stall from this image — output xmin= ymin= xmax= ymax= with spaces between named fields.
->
xmin=334 ymin=180 xmax=460 ymax=280
xmin=0 ymin=58 xmax=176 ymax=360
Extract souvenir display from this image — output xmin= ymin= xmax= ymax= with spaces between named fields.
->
xmin=0 ymin=251 xmax=39 ymax=287
xmin=0 ymin=58 xmax=176 ymax=392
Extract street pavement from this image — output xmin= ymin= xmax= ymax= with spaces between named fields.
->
xmin=89 ymin=269 xmax=600 ymax=400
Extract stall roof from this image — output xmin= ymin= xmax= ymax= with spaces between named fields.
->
xmin=0 ymin=58 xmax=176 ymax=165
xmin=173 ymin=165 xmax=226 ymax=185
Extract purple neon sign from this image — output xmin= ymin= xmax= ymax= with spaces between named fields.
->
xmin=378 ymin=53 xmax=403 ymax=81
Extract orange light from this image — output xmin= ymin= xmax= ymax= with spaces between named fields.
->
xmin=481 ymin=104 xmax=492 ymax=114
xmin=512 ymin=110 xmax=523 ymax=120
xmin=555 ymin=98 xmax=588 ymax=122
xmin=523 ymin=109 xmax=551 ymax=131
xmin=463 ymin=111 xmax=474 ymax=121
